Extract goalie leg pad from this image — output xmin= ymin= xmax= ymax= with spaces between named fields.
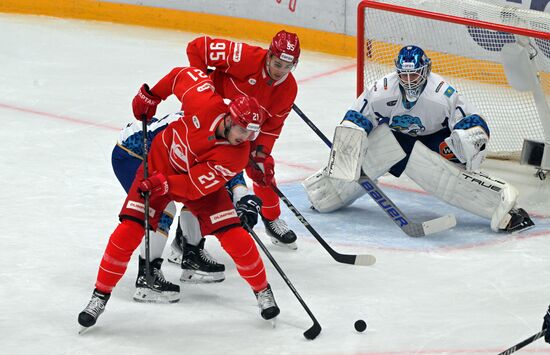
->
xmin=325 ymin=125 xmax=368 ymax=181
xmin=302 ymin=168 xmax=366 ymax=213
xmin=362 ymin=124 xmax=406 ymax=179
xmin=404 ymin=142 xmax=519 ymax=232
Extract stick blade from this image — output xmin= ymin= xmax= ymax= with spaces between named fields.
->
xmin=355 ymin=254 xmax=376 ymax=266
xmin=303 ymin=322 xmax=322 ymax=340
xmin=422 ymin=214 xmax=456 ymax=235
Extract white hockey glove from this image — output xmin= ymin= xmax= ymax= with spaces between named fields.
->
xmin=444 ymin=126 xmax=488 ymax=171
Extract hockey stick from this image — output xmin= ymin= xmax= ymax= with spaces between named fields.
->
xmin=250 ymin=159 xmax=376 ymax=266
xmin=291 ymin=104 xmax=456 ymax=237
xmin=141 ymin=116 xmax=154 ymax=286
xmin=497 ymin=329 xmax=546 ymax=355
xmin=245 ymin=224 xmax=321 ymax=340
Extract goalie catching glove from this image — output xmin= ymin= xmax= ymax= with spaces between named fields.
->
xmin=235 ymin=195 xmax=262 ymax=228
xmin=445 ymin=115 xmax=490 ymax=171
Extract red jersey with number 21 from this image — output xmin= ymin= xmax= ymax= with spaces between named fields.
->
xmin=147 ymin=66 xmax=250 ymax=203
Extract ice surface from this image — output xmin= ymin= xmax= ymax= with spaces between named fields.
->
xmin=1 ymin=13 xmax=549 ymax=355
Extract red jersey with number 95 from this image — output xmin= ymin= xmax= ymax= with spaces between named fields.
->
xmin=147 ymin=66 xmax=250 ymax=203
xmin=187 ymin=36 xmax=298 ymax=155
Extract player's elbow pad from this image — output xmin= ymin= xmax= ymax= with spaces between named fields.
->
xmin=341 ymin=110 xmax=373 ymax=134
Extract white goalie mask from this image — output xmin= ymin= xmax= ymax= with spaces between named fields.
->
xmin=395 ymin=45 xmax=432 ymax=102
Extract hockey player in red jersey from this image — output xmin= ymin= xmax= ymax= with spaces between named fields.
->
xmin=167 ymin=30 xmax=301 ymax=277
xmin=78 ymin=66 xmax=279 ymax=330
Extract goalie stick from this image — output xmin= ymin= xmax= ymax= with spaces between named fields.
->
xmin=497 ymin=329 xmax=546 ymax=355
xmin=291 ymin=104 xmax=456 ymax=238
xmin=250 ymin=158 xmax=376 ymax=266
xmin=245 ymin=224 xmax=322 ymax=340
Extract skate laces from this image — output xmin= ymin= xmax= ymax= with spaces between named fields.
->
xmin=84 ymin=296 xmax=106 ymax=317
xmin=256 ymin=287 xmax=276 ymax=309
xmin=268 ymin=218 xmax=290 ymax=235
xmin=152 ymin=268 xmax=171 ymax=286
xmin=199 ymin=248 xmax=219 ymax=265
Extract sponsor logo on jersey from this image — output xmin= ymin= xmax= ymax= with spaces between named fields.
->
xmin=386 ymin=100 xmax=397 ymax=106
xmin=444 ymin=86 xmax=455 ymax=97
xmin=390 ymin=115 xmax=426 ymax=136
xmin=435 ymin=81 xmax=445 ymax=93
xmin=383 ymin=78 xmax=388 ymax=90
xmin=126 ymin=201 xmax=156 ymax=217
xmin=192 ymin=115 xmax=200 ymax=128
xmin=439 ymin=141 xmax=456 ymax=160
xmin=210 ymin=209 xmax=238 ymax=224
xmin=233 ymin=42 xmax=242 ymax=62
xmin=248 ymin=78 xmax=256 ymax=85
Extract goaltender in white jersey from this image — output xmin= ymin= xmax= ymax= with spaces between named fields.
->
xmin=303 ymin=45 xmax=534 ymax=233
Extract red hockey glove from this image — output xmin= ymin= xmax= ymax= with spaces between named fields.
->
xmin=138 ymin=172 xmax=169 ymax=198
xmin=132 ymin=84 xmax=162 ymax=122
xmin=246 ymin=155 xmax=275 ymax=187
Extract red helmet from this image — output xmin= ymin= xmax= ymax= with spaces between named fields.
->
xmin=228 ymin=96 xmax=263 ymax=140
xmin=269 ymin=30 xmax=300 ymax=64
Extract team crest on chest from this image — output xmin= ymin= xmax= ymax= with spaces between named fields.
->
xmin=169 ymin=130 xmax=189 ymax=173
xmin=390 ymin=115 xmax=426 ymax=136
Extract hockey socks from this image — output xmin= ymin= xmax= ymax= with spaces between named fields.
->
xmin=216 ymin=227 xmax=267 ymax=292
xmin=95 ymin=220 xmax=144 ymax=293
xmin=253 ymin=183 xmax=280 ymax=221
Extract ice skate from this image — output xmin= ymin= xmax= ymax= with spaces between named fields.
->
xmin=78 ymin=289 xmax=110 ymax=332
xmin=263 ymin=217 xmax=297 ymax=250
xmin=254 ymin=284 xmax=280 ymax=320
xmin=167 ymin=230 xmax=184 ymax=264
xmin=133 ymin=257 xmax=180 ymax=303
xmin=180 ymin=238 xmax=225 ymax=283
xmin=501 ymin=208 xmax=535 ymax=233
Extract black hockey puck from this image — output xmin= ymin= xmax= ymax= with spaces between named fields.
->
xmin=354 ymin=319 xmax=367 ymax=332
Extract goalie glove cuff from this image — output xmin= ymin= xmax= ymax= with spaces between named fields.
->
xmin=341 ymin=110 xmax=373 ymax=134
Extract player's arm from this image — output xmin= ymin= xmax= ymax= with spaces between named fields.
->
xmin=168 ymin=159 xmax=244 ymax=201
xmin=445 ymin=93 xmax=490 ymax=171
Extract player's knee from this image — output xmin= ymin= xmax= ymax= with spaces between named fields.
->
xmin=110 ymin=219 xmax=144 ymax=253
xmin=216 ymin=226 xmax=255 ymax=257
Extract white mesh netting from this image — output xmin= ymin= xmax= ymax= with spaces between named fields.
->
xmin=359 ymin=0 xmax=550 ymax=159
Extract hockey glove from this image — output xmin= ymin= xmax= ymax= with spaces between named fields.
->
xmin=544 ymin=305 xmax=550 ymax=343
xmin=236 ymin=195 xmax=262 ymax=228
xmin=132 ymin=84 xmax=162 ymax=122
xmin=138 ymin=172 xmax=169 ymax=198
xmin=444 ymin=126 xmax=488 ymax=171
xmin=246 ymin=154 xmax=275 ymax=187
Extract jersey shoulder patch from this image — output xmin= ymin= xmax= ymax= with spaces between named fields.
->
xmin=443 ymin=86 xmax=456 ymax=97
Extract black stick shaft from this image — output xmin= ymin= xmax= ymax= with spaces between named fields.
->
xmin=246 ymin=225 xmax=321 ymax=340
xmin=141 ymin=117 xmax=153 ymax=286
xmin=497 ymin=329 xmax=546 ymax=355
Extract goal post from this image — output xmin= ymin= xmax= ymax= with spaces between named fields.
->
xmin=357 ymin=0 xmax=550 ymax=169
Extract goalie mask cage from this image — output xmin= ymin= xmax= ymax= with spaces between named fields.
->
xmin=357 ymin=0 xmax=550 ymax=160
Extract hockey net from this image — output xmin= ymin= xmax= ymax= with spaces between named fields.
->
xmin=357 ymin=0 xmax=550 ymax=160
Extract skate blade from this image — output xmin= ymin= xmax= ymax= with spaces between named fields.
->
xmin=270 ymin=237 xmax=298 ymax=250
xmin=133 ymin=289 xmax=180 ymax=304
xmin=78 ymin=326 xmax=91 ymax=335
xmin=180 ymin=270 xmax=225 ymax=284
